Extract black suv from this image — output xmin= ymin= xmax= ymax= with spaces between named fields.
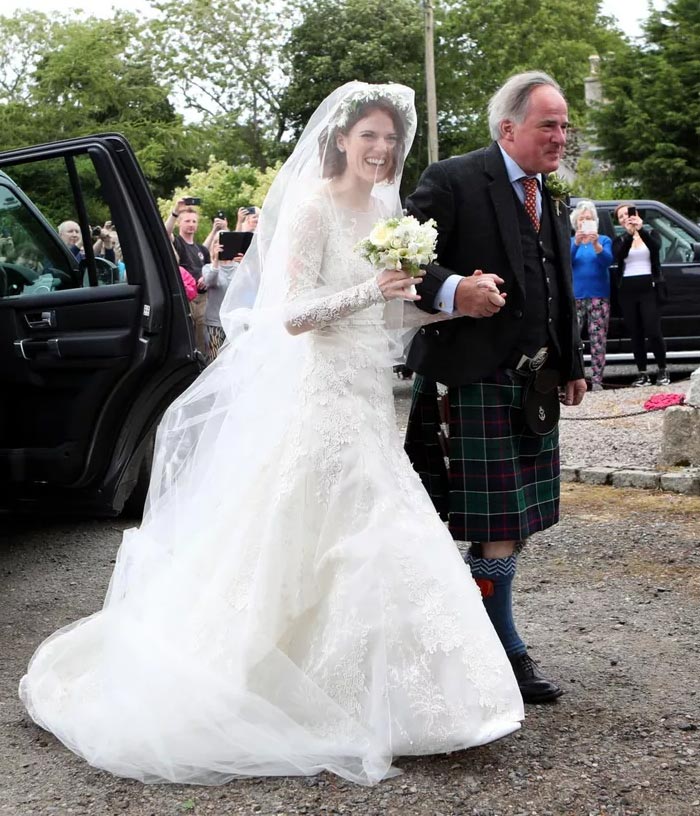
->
xmin=0 ymin=134 xmax=202 ymax=516
xmin=570 ymin=198 xmax=700 ymax=362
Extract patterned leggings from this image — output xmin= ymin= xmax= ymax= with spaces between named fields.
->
xmin=205 ymin=324 xmax=227 ymax=364
xmin=575 ymin=297 xmax=610 ymax=385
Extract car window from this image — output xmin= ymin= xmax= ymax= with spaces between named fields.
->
xmin=644 ymin=208 xmax=696 ymax=264
xmin=0 ymin=185 xmax=76 ymax=297
xmin=0 ymin=153 xmax=126 ymax=299
xmin=608 ymin=207 xmax=697 ymax=265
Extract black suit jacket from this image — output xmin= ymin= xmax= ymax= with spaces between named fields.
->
xmin=406 ymin=142 xmax=583 ymax=386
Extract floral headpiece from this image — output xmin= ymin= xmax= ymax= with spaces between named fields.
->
xmin=333 ymin=85 xmax=415 ymax=130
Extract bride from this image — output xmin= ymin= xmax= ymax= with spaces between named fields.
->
xmin=20 ymin=82 xmax=523 ymax=786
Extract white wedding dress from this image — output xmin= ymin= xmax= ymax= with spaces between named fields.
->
xmin=20 ymin=190 xmax=523 ymax=786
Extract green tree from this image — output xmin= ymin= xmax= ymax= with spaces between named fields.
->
xmin=147 ymin=0 xmax=291 ymax=167
xmin=569 ymin=155 xmax=636 ymax=200
xmin=436 ymin=0 xmax=628 ymax=158
xmin=0 ymin=10 xmax=56 ymax=104
xmin=591 ymin=0 xmax=700 ymax=217
xmin=158 ymin=157 xmax=281 ymax=242
xmin=279 ymin=0 xmax=426 ymax=190
xmin=0 ymin=10 xmax=198 ymax=199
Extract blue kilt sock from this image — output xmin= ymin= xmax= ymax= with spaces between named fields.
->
xmin=466 ymin=552 xmax=526 ymax=657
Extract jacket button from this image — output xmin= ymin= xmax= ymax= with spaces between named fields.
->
xmin=434 ymin=329 xmax=440 ymax=336
xmin=420 ymin=328 xmax=426 ymax=335
xmin=514 ymin=309 xmax=523 ymax=319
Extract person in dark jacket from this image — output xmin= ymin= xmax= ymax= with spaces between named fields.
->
xmin=612 ymin=203 xmax=669 ymax=386
xmin=405 ymin=71 xmax=586 ymax=704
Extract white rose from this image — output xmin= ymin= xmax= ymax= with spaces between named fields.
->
xmin=369 ymin=222 xmax=394 ymax=248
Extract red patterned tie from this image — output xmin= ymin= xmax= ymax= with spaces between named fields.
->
xmin=521 ymin=176 xmax=540 ymax=232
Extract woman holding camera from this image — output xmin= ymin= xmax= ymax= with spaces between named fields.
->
xmin=570 ymin=200 xmax=613 ymax=391
xmin=613 ymin=203 xmax=669 ymax=386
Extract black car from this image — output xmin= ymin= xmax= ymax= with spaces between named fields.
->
xmin=0 ymin=134 xmax=202 ymax=516
xmin=570 ymin=197 xmax=700 ymax=362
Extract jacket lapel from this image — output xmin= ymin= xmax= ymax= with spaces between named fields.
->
xmin=541 ymin=179 xmax=574 ymax=300
xmin=483 ymin=143 xmax=525 ymax=295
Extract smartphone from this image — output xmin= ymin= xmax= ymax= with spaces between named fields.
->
xmin=218 ymin=231 xmax=253 ymax=261
xmin=627 ymin=205 xmax=637 ymax=217
xmin=580 ymin=219 xmax=597 ymax=234
xmin=183 ymin=196 xmax=202 ymax=206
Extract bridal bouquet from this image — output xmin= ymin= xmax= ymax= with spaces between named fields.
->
xmin=355 ymin=215 xmax=438 ymax=276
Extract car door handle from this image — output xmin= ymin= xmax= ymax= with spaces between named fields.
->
xmin=14 ymin=338 xmax=61 ymax=359
xmin=24 ymin=310 xmax=56 ymax=329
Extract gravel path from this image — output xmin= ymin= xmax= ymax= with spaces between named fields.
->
xmin=1 ymin=378 xmax=699 ymax=816
xmin=559 ymin=380 xmax=691 ymax=470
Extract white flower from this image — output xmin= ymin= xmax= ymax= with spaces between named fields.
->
xmin=369 ymin=222 xmax=394 ymax=248
xmin=355 ymin=214 xmax=438 ymax=276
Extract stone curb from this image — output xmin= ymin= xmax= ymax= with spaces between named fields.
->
xmin=561 ymin=464 xmax=700 ymax=495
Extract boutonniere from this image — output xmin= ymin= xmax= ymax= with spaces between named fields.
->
xmin=545 ymin=173 xmax=572 ymax=216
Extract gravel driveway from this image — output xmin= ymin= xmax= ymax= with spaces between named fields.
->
xmin=1 ymin=380 xmax=698 ymax=816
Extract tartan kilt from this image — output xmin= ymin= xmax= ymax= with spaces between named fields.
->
xmin=404 ymin=370 xmax=560 ymax=543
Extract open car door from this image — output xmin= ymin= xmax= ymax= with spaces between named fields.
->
xmin=0 ymin=134 xmax=201 ymax=516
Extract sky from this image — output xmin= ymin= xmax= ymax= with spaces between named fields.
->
xmin=1 ymin=0 xmax=668 ymax=39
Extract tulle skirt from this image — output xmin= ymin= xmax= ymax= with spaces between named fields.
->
xmin=20 ymin=332 xmax=523 ymax=785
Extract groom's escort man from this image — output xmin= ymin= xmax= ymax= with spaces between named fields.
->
xmin=405 ymin=70 xmax=587 ymax=703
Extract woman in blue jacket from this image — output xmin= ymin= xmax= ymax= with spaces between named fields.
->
xmin=570 ymin=200 xmax=613 ymax=391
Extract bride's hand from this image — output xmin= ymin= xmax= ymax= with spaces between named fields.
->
xmin=377 ymin=268 xmax=423 ymax=301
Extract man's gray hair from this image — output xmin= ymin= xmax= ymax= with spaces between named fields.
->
xmin=488 ymin=71 xmax=564 ymax=141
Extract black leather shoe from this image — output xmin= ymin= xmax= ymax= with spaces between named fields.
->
xmin=509 ymin=652 xmax=564 ymax=703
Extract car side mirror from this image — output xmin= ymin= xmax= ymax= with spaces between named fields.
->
xmin=79 ymin=256 xmax=119 ymax=286
xmin=692 ymin=242 xmax=700 ymax=262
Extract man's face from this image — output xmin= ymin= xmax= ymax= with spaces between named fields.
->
xmin=499 ymin=85 xmax=569 ymax=176
xmin=59 ymin=221 xmax=81 ymax=246
xmin=179 ymin=212 xmax=198 ymax=239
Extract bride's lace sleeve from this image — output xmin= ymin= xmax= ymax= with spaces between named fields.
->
xmin=284 ymin=200 xmax=385 ymax=334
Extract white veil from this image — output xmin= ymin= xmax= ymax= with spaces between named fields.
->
xmin=130 ymin=81 xmax=418 ymax=531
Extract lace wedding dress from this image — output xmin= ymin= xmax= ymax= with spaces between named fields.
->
xmin=20 ymin=81 xmax=522 ymax=786
xmin=20 ymin=191 xmax=522 ymax=786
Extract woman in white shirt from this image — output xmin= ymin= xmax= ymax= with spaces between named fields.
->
xmin=612 ymin=203 xmax=669 ymax=386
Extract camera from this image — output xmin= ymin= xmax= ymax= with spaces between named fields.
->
xmin=215 ymin=210 xmax=226 ymax=220
xmin=91 ymin=226 xmax=102 ymax=238
xmin=580 ymin=219 xmax=597 ymax=234
xmin=183 ymin=196 xmax=202 ymax=206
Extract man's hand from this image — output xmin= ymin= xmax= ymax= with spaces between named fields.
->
xmin=454 ymin=270 xmax=506 ymax=317
xmin=196 ymin=277 xmax=207 ymax=292
xmin=560 ymin=378 xmax=586 ymax=406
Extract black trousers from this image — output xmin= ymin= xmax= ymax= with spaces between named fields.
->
xmin=619 ymin=276 xmax=666 ymax=371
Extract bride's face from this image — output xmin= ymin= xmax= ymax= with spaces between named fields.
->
xmin=336 ymin=110 xmax=398 ymax=185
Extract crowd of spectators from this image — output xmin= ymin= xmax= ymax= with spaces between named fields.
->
xmin=165 ymin=199 xmax=259 ymax=361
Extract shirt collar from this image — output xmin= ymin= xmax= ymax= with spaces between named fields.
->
xmin=497 ymin=143 xmax=542 ymax=189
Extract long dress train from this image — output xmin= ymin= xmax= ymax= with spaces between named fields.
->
xmin=20 ymin=186 xmax=523 ymax=789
